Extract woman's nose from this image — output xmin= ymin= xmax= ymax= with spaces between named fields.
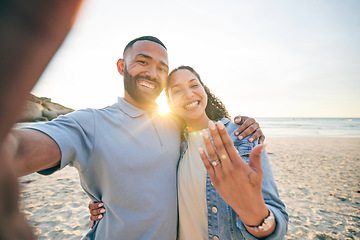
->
xmin=184 ymin=88 xmax=194 ymax=98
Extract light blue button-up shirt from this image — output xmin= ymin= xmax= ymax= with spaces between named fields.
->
xmin=30 ymin=97 xmax=181 ymax=240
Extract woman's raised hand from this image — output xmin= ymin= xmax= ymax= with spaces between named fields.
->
xmin=199 ymin=121 xmax=268 ymax=226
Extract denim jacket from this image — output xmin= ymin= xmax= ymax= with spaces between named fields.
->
xmin=179 ymin=118 xmax=288 ymax=240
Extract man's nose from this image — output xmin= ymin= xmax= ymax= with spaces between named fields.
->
xmin=146 ymin=65 xmax=157 ymax=79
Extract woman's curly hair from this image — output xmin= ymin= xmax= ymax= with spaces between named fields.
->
xmin=165 ymin=65 xmax=230 ymax=121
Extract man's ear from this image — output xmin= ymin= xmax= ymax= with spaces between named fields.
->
xmin=117 ymin=59 xmax=125 ymax=76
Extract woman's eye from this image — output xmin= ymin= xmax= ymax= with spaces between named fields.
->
xmin=138 ymin=60 xmax=146 ymax=65
xmin=191 ymin=84 xmax=199 ymax=88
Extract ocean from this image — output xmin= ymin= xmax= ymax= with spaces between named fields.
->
xmin=17 ymin=118 xmax=360 ymax=138
xmin=257 ymin=118 xmax=360 ymax=138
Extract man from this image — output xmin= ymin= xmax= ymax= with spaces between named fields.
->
xmin=7 ymin=36 xmax=263 ymax=239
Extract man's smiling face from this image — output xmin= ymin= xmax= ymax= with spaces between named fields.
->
xmin=121 ymin=40 xmax=169 ymax=108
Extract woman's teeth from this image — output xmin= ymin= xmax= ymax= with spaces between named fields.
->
xmin=185 ymin=101 xmax=198 ymax=109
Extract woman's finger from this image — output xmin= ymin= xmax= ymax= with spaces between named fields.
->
xmin=199 ymin=147 xmax=216 ymax=179
xmin=259 ymin=134 xmax=265 ymax=144
xmin=201 ymin=129 xmax=224 ymax=178
xmin=208 ymin=121 xmax=231 ymax=169
xmin=201 ymin=129 xmax=219 ymax=164
xmin=248 ymin=144 xmax=266 ymax=174
xmin=216 ymin=121 xmax=245 ymax=168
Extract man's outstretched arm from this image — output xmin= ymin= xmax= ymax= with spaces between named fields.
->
xmin=6 ymin=129 xmax=61 ymax=177
xmin=0 ymin=1 xmax=82 ymax=239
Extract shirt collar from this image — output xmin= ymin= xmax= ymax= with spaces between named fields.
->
xmin=220 ymin=117 xmax=230 ymax=125
xmin=116 ymin=97 xmax=159 ymax=118
xmin=116 ymin=97 xmax=145 ymax=118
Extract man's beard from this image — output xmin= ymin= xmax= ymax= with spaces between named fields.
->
xmin=123 ymin=67 xmax=163 ymax=105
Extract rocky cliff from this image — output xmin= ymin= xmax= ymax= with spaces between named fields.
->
xmin=19 ymin=94 xmax=74 ymax=122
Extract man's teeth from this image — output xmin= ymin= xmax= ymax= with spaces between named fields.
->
xmin=139 ymin=81 xmax=155 ymax=89
xmin=185 ymin=101 xmax=198 ymax=109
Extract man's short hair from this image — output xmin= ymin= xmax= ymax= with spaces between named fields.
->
xmin=123 ymin=36 xmax=167 ymax=55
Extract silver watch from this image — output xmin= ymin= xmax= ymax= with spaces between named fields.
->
xmin=243 ymin=209 xmax=275 ymax=233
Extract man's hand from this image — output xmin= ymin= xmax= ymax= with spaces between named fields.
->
xmin=234 ymin=116 xmax=265 ymax=144
xmin=88 ymin=201 xmax=106 ymax=228
xmin=199 ymin=121 xmax=275 ymax=238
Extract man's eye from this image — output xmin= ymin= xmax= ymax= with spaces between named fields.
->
xmin=138 ymin=60 xmax=146 ymax=65
xmin=191 ymin=84 xmax=199 ymax=88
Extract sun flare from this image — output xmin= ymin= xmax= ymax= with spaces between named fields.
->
xmin=156 ymin=91 xmax=170 ymax=114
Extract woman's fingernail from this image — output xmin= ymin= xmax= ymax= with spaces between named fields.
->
xmin=100 ymin=209 xmax=106 ymax=213
xmin=249 ymin=138 xmax=253 ymax=142
xmin=98 ymin=215 xmax=103 ymax=219
xmin=208 ymin=121 xmax=216 ymax=130
xmin=217 ymin=121 xmax=225 ymax=130
xmin=238 ymin=136 xmax=243 ymax=140
xmin=98 ymin=203 xmax=104 ymax=207
xmin=198 ymin=147 xmax=205 ymax=155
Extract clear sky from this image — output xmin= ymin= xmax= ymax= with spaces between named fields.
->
xmin=32 ymin=0 xmax=360 ymax=118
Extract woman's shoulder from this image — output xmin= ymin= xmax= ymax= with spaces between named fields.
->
xmin=220 ymin=118 xmax=238 ymax=135
xmin=221 ymin=117 xmax=257 ymax=145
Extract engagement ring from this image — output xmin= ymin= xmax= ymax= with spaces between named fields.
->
xmin=211 ymin=159 xmax=221 ymax=166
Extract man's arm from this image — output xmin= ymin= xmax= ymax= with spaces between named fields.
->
xmin=0 ymin=1 xmax=82 ymax=238
xmin=0 ymin=0 xmax=83 ymax=145
xmin=7 ymin=129 xmax=61 ymax=177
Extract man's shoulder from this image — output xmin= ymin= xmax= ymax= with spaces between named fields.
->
xmin=70 ymin=102 xmax=124 ymax=120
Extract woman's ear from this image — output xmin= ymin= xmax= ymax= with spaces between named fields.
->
xmin=117 ymin=59 xmax=125 ymax=76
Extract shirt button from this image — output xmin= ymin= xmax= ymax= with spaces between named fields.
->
xmin=212 ymin=207 xmax=218 ymax=213
xmin=213 ymin=236 xmax=219 ymax=240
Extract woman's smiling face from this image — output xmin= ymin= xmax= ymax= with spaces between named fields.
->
xmin=167 ymin=69 xmax=208 ymax=124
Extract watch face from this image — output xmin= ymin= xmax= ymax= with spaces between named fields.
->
xmin=261 ymin=212 xmax=275 ymax=231
xmin=248 ymin=209 xmax=275 ymax=233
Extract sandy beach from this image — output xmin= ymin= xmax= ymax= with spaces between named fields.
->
xmin=266 ymin=138 xmax=360 ymax=239
xmin=19 ymin=138 xmax=360 ymax=239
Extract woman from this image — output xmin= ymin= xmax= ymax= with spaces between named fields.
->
xmin=91 ymin=66 xmax=288 ymax=239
